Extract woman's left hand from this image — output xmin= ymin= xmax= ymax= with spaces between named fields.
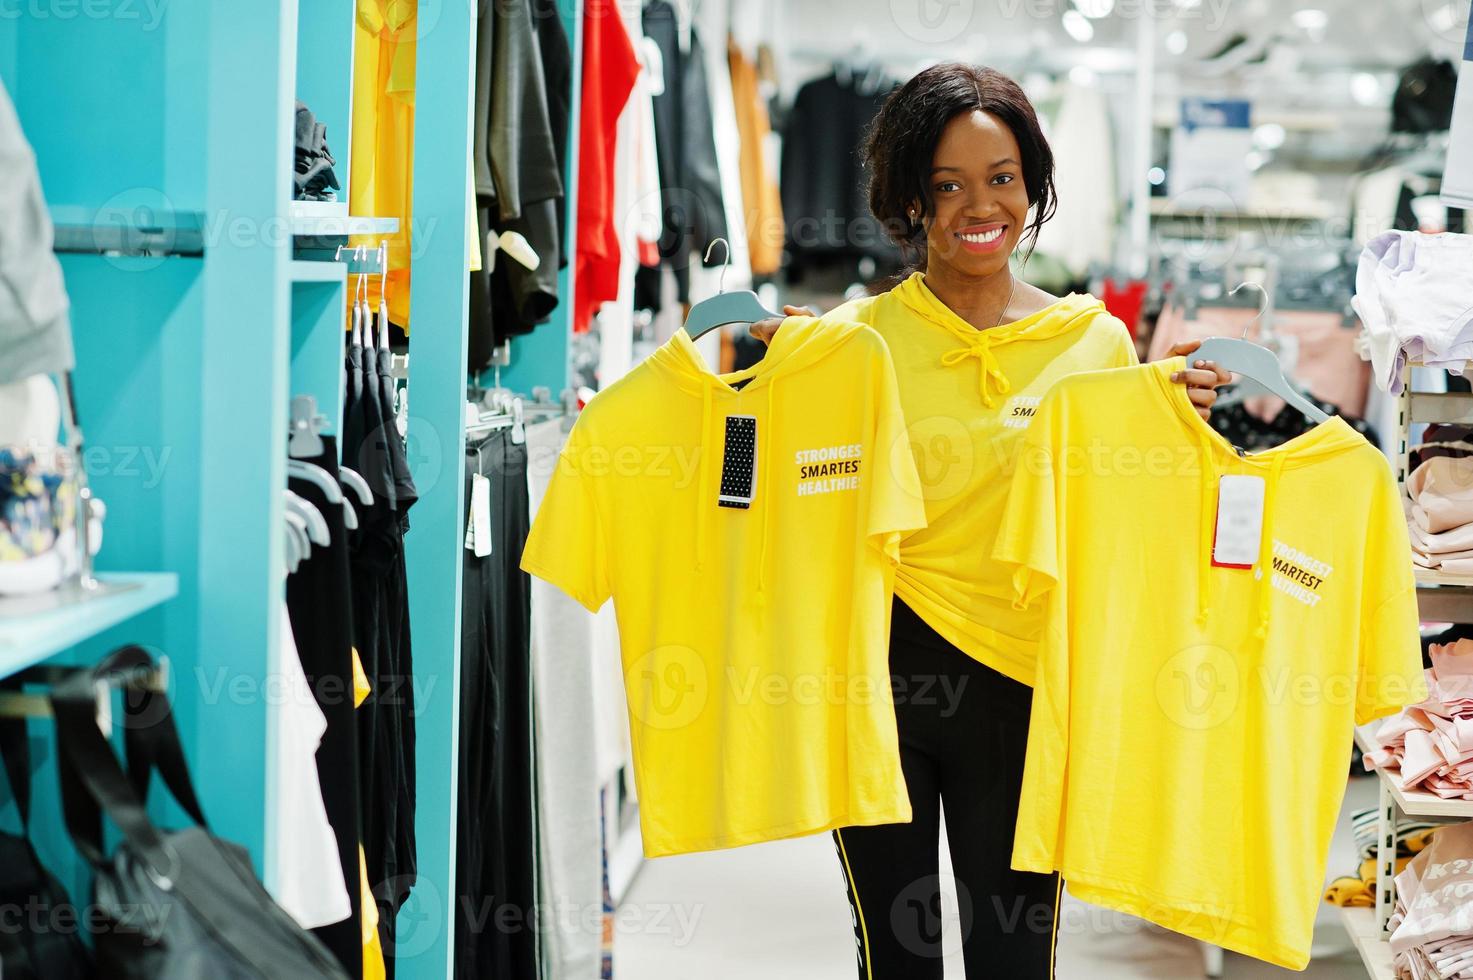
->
xmin=1165 ymin=340 xmax=1233 ymax=421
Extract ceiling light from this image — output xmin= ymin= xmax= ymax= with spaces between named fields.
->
xmin=1062 ymin=10 xmax=1095 ymax=42
xmin=1351 ymin=72 xmax=1382 ymax=107
xmin=1148 ymin=167 xmax=1167 ymax=186
xmin=1076 ymin=0 xmax=1115 ymax=17
xmin=1291 ymin=8 xmax=1328 ymax=30
xmin=1252 ymin=123 xmax=1286 ymax=150
xmin=1165 ymin=30 xmax=1188 ymax=55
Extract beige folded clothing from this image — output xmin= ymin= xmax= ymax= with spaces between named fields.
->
xmin=1408 ymin=457 xmax=1473 ymax=534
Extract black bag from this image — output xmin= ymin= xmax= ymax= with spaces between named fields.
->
xmin=51 ymin=646 xmax=350 ymax=980
xmin=0 ymin=701 xmax=93 ymax=979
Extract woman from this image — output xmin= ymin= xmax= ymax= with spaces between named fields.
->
xmin=755 ymin=64 xmax=1228 ymax=978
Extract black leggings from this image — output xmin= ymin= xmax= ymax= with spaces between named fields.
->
xmin=833 ymin=599 xmax=1061 ymax=979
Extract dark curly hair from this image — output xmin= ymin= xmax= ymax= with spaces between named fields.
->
xmin=863 ymin=63 xmax=1057 ymax=267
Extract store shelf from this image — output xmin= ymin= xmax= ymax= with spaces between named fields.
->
xmin=289 ymin=200 xmax=399 ymax=237
xmin=1355 ymin=725 xmax=1473 ymax=819
xmin=289 ymin=259 xmax=348 ymax=283
xmin=0 ymin=573 xmax=178 ymax=678
xmin=1147 ymin=198 xmax=1339 ymax=221
xmin=1337 ymin=906 xmax=1395 ymax=980
xmin=49 ymin=204 xmax=205 ymax=256
xmin=1414 ymin=566 xmax=1473 ymax=588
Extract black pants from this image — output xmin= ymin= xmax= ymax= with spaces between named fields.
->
xmin=834 ymin=599 xmax=1061 ymax=979
xmin=455 ymin=429 xmax=537 ymax=980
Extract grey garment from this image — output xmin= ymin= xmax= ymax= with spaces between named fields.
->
xmin=0 ymin=79 xmax=73 ymax=385
xmin=474 ymin=0 xmax=562 ymax=218
xmin=527 ymin=418 xmax=604 ymax=980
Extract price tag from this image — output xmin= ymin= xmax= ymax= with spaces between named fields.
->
xmin=470 ymin=472 xmax=492 ymax=557
xmin=1212 ymin=474 xmax=1265 ymax=568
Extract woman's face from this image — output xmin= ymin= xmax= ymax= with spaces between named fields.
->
xmin=919 ymin=109 xmax=1031 ymax=280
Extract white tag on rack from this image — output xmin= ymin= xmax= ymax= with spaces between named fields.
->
xmin=1212 ymin=474 xmax=1265 ymax=568
xmin=470 ymin=472 xmax=492 ymax=557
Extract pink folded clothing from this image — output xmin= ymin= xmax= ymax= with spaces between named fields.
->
xmin=1365 ymin=642 xmax=1473 ymax=803
xmin=1410 ymin=518 xmax=1473 ymax=556
xmin=1408 ymin=457 xmax=1473 ymax=534
xmin=1390 ymin=821 xmax=1473 ymax=976
xmin=1441 ymin=557 xmax=1473 ymax=576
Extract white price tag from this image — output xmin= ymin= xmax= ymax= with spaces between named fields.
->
xmin=1212 ymin=474 xmax=1265 ymax=568
xmin=470 ymin=472 xmax=492 ymax=557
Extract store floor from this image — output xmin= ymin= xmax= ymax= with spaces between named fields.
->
xmin=616 ymin=775 xmax=1377 ymax=979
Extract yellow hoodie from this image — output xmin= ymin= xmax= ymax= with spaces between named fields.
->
xmin=822 ymin=271 xmax=1137 ymax=684
xmin=994 ymin=358 xmax=1425 ymax=969
xmin=521 ymin=316 xmax=928 ymax=857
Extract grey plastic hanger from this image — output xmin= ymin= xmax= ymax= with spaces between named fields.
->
xmin=338 ymin=466 xmax=372 ymax=507
xmin=377 ymin=241 xmax=391 ymax=350
xmin=683 ymin=239 xmax=780 ymax=340
xmin=1193 ymin=283 xmax=1329 ymax=425
xmin=286 ymin=459 xmax=345 ymax=504
xmin=284 ymin=490 xmax=330 ymax=548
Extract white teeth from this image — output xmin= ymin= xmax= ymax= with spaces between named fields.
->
xmin=959 ymin=228 xmax=1003 ymax=244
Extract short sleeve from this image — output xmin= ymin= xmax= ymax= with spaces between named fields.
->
xmin=520 ymin=424 xmax=613 ymax=613
xmin=993 ymin=387 xmax=1066 ymax=610
xmin=868 ymin=340 xmax=928 ymax=561
xmin=1108 ymin=315 xmax=1140 ymax=368
xmin=1355 ymin=463 xmax=1427 ymax=725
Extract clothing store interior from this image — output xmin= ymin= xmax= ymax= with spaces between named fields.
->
xmin=5 ymin=0 xmax=1473 ymax=978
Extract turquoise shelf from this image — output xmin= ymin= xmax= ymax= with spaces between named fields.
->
xmin=290 ymin=258 xmax=348 ymax=283
xmin=0 ymin=572 xmax=179 ymax=677
xmin=289 ymin=200 xmax=400 ymax=237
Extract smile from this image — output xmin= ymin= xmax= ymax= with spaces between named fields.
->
xmin=958 ymin=229 xmax=1003 ymax=244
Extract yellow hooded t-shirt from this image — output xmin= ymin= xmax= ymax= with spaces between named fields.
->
xmin=993 ymin=358 xmax=1426 ymax=969
xmin=822 ymin=271 xmax=1137 ymax=684
xmin=520 ymin=316 xmax=928 ymax=857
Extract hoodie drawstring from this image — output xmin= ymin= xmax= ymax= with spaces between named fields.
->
xmin=695 ymin=382 xmax=712 ymax=570
xmin=1254 ymin=453 xmax=1286 ymax=641
xmin=1195 ymin=431 xmax=1220 ymax=626
xmin=941 ymin=335 xmax=1011 ymax=408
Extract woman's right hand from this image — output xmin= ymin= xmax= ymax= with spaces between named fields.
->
xmin=750 ymin=305 xmax=814 ymax=346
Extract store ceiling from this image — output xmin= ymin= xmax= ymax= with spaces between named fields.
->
xmin=778 ymin=0 xmax=1467 ymax=74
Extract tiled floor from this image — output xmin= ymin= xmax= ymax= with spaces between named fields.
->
xmin=615 ymin=775 xmax=1378 ymax=979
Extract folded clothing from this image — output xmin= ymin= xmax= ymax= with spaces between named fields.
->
xmin=1389 ymin=820 xmax=1473 ymax=978
xmin=1353 ymin=230 xmax=1473 ymax=394
xmin=1363 ymin=640 xmax=1473 ymax=800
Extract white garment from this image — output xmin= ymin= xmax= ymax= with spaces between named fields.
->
xmin=269 ymin=602 xmax=352 ymax=930
xmin=596 ymin=15 xmax=662 ymax=390
xmin=1031 ymin=82 xmax=1115 ymax=277
xmin=527 ymin=419 xmax=604 ymax=980
xmin=1353 ymin=230 xmax=1473 ymax=393
xmin=1445 ymin=46 xmax=1473 ymax=210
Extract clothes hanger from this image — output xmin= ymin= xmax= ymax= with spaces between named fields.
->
xmin=376 ymin=242 xmax=391 ymax=350
xmin=283 ymin=511 xmax=309 ymax=573
xmin=350 ymin=246 xmax=365 ymax=349
xmin=286 ymin=459 xmax=345 ymax=504
xmin=338 ymin=466 xmax=372 ymax=507
xmin=1192 ymin=282 xmax=1329 ymax=424
xmin=683 ymin=238 xmax=781 ymax=340
xmin=287 ymin=395 xmax=327 ymax=460
xmin=284 ymin=489 xmax=330 ymax=548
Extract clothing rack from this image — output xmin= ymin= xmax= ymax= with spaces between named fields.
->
xmin=0 ymin=656 xmax=170 ymax=722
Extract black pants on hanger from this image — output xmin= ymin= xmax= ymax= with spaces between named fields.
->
xmin=286 ymin=437 xmax=363 ymax=978
xmin=455 ymin=428 xmax=537 ymax=980
xmin=834 ymin=599 xmax=1061 ymax=980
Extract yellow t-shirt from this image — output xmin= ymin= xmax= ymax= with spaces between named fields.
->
xmin=520 ymin=316 xmax=928 ymax=857
xmin=994 ymin=357 xmax=1427 ymax=970
xmin=822 ymin=271 xmax=1137 ymax=684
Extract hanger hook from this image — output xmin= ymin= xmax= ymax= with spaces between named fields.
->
xmin=1228 ymin=281 xmax=1267 ymax=340
xmin=378 ymin=241 xmax=388 ymax=308
xmin=703 ymin=238 xmax=731 ymax=294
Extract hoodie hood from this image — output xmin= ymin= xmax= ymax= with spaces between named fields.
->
xmin=1150 ymin=356 xmax=1365 ymax=643
xmin=893 ymin=271 xmax=1109 ymax=408
xmin=647 ymin=316 xmax=867 ymax=595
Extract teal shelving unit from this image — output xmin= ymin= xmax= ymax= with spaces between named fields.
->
xmin=0 ymin=2 xmax=581 ymax=975
xmin=0 ymin=574 xmax=179 ymax=675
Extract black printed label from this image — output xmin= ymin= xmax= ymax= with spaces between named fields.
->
xmin=718 ymin=415 xmax=757 ymax=509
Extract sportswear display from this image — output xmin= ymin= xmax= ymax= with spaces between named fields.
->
xmin=995 ymin=356 xmax=1427 ymax=969
xmin=521 ymin=314 xmax=927 ymax=857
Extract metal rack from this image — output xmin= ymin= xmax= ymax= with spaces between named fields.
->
xmin=1340 ymin=362 xmax=1473 ymax=979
